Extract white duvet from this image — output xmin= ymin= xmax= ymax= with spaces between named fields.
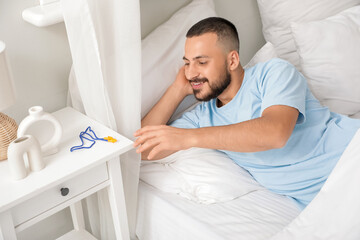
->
xmin=272 ymin=129 xmax=360 ymax=239
xmin=140 ymin=148 xmax=262 ymax=204
xmin=140 ymin=129 xmax=360 ymax=239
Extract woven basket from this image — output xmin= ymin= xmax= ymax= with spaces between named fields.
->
xmin=0 ymin=112 xmax=18 ymax=161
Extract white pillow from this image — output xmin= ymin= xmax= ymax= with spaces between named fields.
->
xmin=244 ymin=42 xmax=277 ymax=69
xmin=291 ymin=6 xmax=360 ymax=116
xmin=141 ymin=0 xmax=217 ymax=119
xmin=257 ymin=0 xmax=360 ymax=70
xmin=140 ymin=148 xmax=262 ymax=204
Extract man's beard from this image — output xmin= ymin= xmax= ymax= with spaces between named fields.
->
xmin=190 ymin=69 xmax=231 ymax=102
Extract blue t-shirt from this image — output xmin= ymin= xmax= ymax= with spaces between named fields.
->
xmin=170 ymin=58 xmax=360 ymax=209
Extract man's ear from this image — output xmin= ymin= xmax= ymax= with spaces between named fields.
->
xmin=227 ymin=50 xmax=240 ymax=71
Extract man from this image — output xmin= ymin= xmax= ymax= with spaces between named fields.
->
xmin=134 ymin=17 xmax=360 ymax=209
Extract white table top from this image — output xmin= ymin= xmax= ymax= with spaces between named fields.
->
xmin=0 ymin=107 xmax=134 ymax=212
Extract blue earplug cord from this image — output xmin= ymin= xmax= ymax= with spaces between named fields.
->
xmin=70 ymin=126 xmax=108 ymax=152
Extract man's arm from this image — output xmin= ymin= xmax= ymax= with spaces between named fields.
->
xmin=139 ymin=67 xmax=193 ymax=159
xmin=134 ymin=105 xmax=299 ymax=159
xmin=141 ymin=67 xmax=192 ymax=127
xmin=192 ymin=105 xmax=298 ymax=151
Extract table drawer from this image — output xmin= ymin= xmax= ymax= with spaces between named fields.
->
xmin=11 ymin=163 xmax=108 ymax=226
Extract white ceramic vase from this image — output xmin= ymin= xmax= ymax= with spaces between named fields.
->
xmin=7 ymin=135 xmax=44 ymax=180
xmin=17 ymin=106 xmax=62 ymax=156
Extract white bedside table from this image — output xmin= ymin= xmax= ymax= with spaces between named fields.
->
xmin=0 ymin=107 xmax=134 ymax=240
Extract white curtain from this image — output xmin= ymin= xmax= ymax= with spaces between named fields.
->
xmin=62 ymin=0 xmax=141 ymax=239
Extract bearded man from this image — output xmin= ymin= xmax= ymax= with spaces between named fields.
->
xmin=134 ymin=17 xmax=360 ymax=209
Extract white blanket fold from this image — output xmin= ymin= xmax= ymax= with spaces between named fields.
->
xmin=272 ymin=129 xmax=360 ymax=239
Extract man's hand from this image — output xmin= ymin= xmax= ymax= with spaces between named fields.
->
xmin=141 ymin=66 xmax=193 ymax=128
xmin=137 ymin=67 xmax=196 ymax=160
xmin=173 ymin=66 xmax=193 ymax=97
xmin=134 ymin=125 xmax=195 ymax=160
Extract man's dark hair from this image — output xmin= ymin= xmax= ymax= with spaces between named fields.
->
xmin=186 ymin=17 xmax=239 ymax=53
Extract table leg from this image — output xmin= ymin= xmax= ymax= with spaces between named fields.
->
xmin=70 ymin=201 xmax=86 ymax=231
xmin=107 ymin=157 xmax=130 ymax=240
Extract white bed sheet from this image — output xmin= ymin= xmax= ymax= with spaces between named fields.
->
xmin=136 ymin=181 xmax=300 ymax=240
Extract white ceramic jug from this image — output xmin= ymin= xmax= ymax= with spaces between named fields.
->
xmin=17 ymin=106 xmax=62 ymax=156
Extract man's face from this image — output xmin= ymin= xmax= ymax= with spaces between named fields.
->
xmin=183 ymin=33 xmax=231 ymax=102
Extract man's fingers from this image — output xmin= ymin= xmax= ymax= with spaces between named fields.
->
xmin=134 ymin=128 xmax=145 ymax=137
xmin=136 ymin=137 xmax=160 ymax=154
xmin=133 ymin=125 xmax=168 ymax=147
xmin=133 ymin=125 xmax=175 ymax=159
xmin=133 ymin=130 xmax=157 ymax=147
xmin=148 ymin=145 xmax=162 ymax=160
xmin=133 ymin=136 xmax=144 ymax=147
xmin=134 ymin=125 xmax=166 ymax=137
xmin=134 ymin=125 xmax=155 ymax=136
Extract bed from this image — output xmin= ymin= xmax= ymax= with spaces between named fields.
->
xmin=136 ymin=182 xmax=300 ymax=240
xmin=136 ymin=0 xmax=360 ymax=239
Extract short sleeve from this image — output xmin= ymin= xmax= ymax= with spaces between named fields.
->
xmin=169 ymin=104 xmax=201 ymax=129
xmin=259 ymin=59 xmax=307 ymax=124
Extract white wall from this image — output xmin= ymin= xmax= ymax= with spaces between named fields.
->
xmin=0 ymin=0 xmax=265 ymax=239
xmin=0 ymin=0 xmax=74 ymax=239
xmin=0 ymin=0 xmax=72 ymax=123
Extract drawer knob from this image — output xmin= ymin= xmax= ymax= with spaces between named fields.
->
xmin=60 ymin=187 xmax=69 ymax=196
